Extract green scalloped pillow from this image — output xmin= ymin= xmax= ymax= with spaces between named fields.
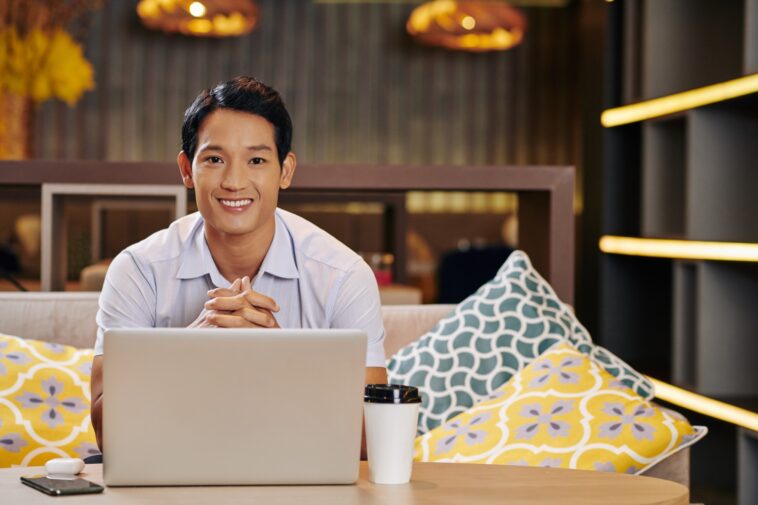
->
xmin=387 ymin=250 xmax=654 ymax=434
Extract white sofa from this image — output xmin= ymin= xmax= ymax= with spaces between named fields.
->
xmin=0 ymin=292 xmax=689 ymax=487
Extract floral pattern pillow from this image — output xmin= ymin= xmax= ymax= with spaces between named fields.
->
xmin=0 ymin=334 xmax=100 ymax=467
xmin=415 ymin=342 xmax=706 ymax=474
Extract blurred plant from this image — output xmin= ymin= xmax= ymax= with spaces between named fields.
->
xmin=0 ymin=0 xmax=102 ymax=105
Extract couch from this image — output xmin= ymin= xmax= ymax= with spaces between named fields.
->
xmin=0 ymin=291 xmax=689 ymax=486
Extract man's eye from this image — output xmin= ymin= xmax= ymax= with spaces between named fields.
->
xmin=206 ymin=156 xmax=223 ymax=164
xmin=250 ymin=157 xmax=266 ymax=165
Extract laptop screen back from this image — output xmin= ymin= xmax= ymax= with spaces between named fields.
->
xmin=103 ymin=328 xmax=367 ymax=486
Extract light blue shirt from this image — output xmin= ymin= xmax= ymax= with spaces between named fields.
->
xmin=95 ymin=208 xmax=386 ymax=366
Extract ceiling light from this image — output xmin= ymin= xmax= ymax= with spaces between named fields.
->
xmin=407 ymin=0 xmax=527 ymax=52
xmin=137 ymin=0 xmax=259 ymax=38
xmin=188 ymin=1 xmax=207 ymax=17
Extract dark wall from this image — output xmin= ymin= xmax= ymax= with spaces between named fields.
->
xmin=33 ymin=0 xmax=580 ymax=167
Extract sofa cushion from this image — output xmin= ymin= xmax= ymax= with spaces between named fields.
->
xmin=415 ymin=342 xmax=706 ymax=475
xmin=0 ymin=292 xmax=100 ymax=349
xmin=0 ymin=333 xmax=100 ymax=468
xmin=387 ymin=251 xmax=654 ymax=434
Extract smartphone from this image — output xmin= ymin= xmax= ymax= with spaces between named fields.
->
xmin=20 ymin=475 xmax=104 ymax=496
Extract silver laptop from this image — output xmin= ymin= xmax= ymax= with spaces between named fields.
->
xmin=102 ymin=328 xmax=367 ymax=486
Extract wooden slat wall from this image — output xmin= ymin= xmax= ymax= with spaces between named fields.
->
xmin=33 ymin=0 xmax=579 ymax=167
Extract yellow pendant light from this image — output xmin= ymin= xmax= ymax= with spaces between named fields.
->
xmin=407 ymin=0 xmax=527 ymax=52
xmin=136 ymin=0 xmax=259 ymax=38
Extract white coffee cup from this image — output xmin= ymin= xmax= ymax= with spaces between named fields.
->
xmin=364 ymin=384 xmax=421 ymax=485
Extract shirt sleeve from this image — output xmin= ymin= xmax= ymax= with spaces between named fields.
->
xmin=328 ymin=259 xmax=386 ymax=367
xmin=94 ymin=251 xmax=157 ymax=356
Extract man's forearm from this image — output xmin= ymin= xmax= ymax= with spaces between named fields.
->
xmin=91 ymin=395 xmax=104 ymax=451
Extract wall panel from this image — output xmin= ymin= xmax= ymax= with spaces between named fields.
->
xmin=33 ymin=0 xmax=579 ymax=167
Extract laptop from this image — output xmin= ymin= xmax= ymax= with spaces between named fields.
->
xmin=102 ymin=328 xmax=367 ymax=486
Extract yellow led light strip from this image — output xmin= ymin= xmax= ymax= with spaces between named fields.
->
xmin=649 ymin=377 xmax=758 ymax=433
xmin=601 ymin=73 xmax=758 ymax=127
xmin=599 ymin=236 xmax=758 ymax=262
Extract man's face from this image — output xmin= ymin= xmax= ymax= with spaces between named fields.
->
xmin=178 ymin=109 xmax=296 ymax=240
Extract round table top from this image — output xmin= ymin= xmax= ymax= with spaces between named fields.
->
xmin=1 ymin=461 xmax=688 ymax=505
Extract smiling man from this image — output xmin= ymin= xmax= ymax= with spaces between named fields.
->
xmin=90 ymin=76 xmax=387 ymax=455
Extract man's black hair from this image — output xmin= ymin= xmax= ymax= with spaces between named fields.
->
xmin=181 ymin=76 xmax=293 ymax=165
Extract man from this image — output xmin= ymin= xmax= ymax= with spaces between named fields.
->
xmin=90 ymin=76 xmax=387 ymax=456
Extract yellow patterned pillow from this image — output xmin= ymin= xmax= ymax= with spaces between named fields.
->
xmin=415 ymin=342 xmax=706 ymax=474
xmin=0 ymin=333 xmax=100 ymax=468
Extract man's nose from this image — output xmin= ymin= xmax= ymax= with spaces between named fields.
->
xmin=220 ymin=162 xmax=248 ymax=191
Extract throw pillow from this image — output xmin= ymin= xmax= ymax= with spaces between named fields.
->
xmin=415 ymin=342 xmax=706 ymax=474
xmin=0 ymin=333 xmax=100 ymax=468
xmin=388 ymin=250 xmax=654 ymax=434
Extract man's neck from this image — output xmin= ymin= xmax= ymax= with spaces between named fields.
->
xmin=204 ymin=218 xmax=276 ymax=284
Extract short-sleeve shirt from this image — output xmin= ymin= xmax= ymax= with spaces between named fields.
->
xmin=95 ymin=208 xmax=386 ymax=366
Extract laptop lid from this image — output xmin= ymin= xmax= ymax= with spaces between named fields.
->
xmin=102 ymin=328 xmax=367 ymax=486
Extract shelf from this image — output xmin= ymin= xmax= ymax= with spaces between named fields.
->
xmin=670 ymin=260 xmax=758 ymax=397
xmin=641 ymin=118 xmax=686 ymax=237
xmin=642 ymin=0 xmax=746 ymax=99
xmin=687 ymin=104 xmax=758 ymax=242
xmin=672 ymin=261 xmax=697 ymax=387
xmin=650 ymin=377 xmax=758 ymax=433
xmin=599 ymin=236 xmax=758 ymax=262
xmin=598 ymin=254 xmax=672 ymax=371
xmin=604 ymin=3 xmax=758 ymax=502
xmin=747 ymin=0 xmax=758 ymax=73
xmin=601 ymin=73 xmax=758 ymax=127
xmin=697 ymin=262 xmax=758 ymax=397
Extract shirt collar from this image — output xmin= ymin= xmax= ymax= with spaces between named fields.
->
xmin=258 ymin=210 xmax=299 ymax=280
xmin=176 ymin=210 xmax=299 ymax=285
xmin=175 ymin=215 xmax=229 ymax=288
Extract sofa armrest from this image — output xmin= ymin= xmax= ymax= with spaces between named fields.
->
xmin=381 ymin=304 xmax=455 ymax=357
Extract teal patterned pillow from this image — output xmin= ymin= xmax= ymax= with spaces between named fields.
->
xmin=387 ymin=250 xmax=654 ymax=434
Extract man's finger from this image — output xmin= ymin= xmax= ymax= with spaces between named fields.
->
xmin=234 ymin=307 xmax=278 ymax=328
xmin=240 ymin=289 xmax=280 ymax=312
xmin=207 ymin=278 xmax=243 ymax=298
xmin=204 ymin=296 xmax=248 ymax=312
xmin=208 ymin=286 xmax=241 ymax=298
xmin=208 ymin=313 xmax=264 ymax=328
xmin=205 ymin=290 xmax=278 ymax=312
xmin=208 ymin=277 xmax=280 ymax=313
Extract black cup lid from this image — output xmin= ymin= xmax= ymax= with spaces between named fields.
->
xmin=364 ymin=384 xmax=421 ymax=404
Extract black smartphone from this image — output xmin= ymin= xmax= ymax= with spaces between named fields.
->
xmin=20 ymin=475 xmax=104 ymax=496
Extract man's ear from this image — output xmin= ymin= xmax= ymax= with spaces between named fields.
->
xmin=279 ymin=152 xmax=297 ymax=190
xmin=177 ymin=151 xmax=194 ymax=189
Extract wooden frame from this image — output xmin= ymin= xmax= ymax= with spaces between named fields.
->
xmin=41 ymin=184 xmax=187 ymax=291
xmin=0 ymin=161 xmax=575 ymax=303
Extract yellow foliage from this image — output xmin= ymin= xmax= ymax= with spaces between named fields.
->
xmin=0 ymin=27 xmax=95 ymax=105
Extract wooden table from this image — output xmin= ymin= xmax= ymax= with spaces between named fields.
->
xmin=1 ymin=462 xmax=688 ymax=505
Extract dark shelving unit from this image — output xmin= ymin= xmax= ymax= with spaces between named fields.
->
xmin=602 ymin=2 xmax=758 ymax=504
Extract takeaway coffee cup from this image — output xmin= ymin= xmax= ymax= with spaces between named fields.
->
xmin=364 ymin=384 xmax=421 ymax=484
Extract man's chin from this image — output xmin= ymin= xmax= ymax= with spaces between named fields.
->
xmin=205 ymin=218 xmax=258 ymax=238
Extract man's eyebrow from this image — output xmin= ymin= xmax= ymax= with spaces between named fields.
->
xmin=198 ymin=144 xmax=224 ymax=152
xmin=247 ymin=145 xmax=273 ymax=152
xmin=197 ymin=144 xmax=273 ymax=152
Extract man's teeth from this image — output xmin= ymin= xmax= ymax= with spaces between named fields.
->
xmin=220 ymin=199 xmax=252 ymax=207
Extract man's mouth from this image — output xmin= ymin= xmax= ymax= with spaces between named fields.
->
xmin=218 ymin=198 xmax=253 ymax=209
